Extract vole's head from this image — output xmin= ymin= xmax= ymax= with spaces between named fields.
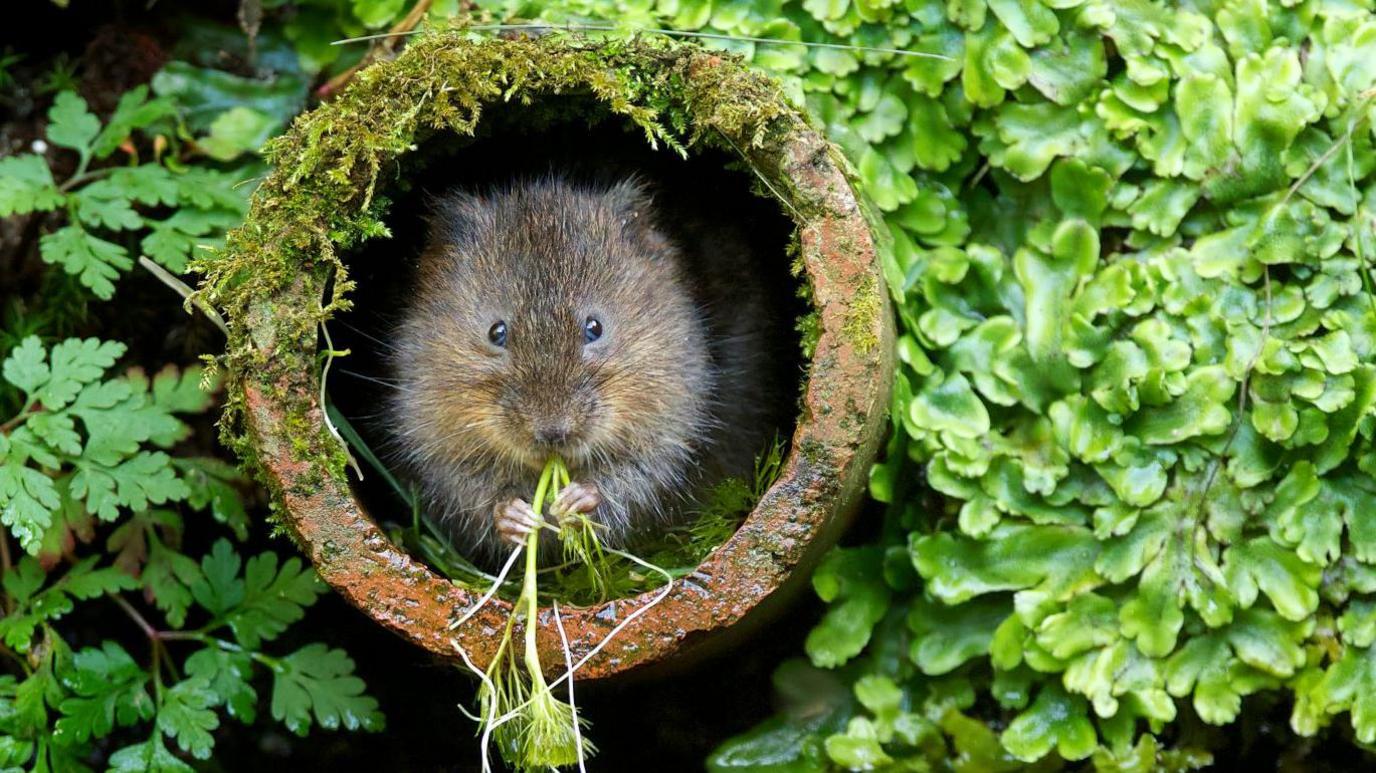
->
xmin=393 ymin=177 xmax=714 ymax=475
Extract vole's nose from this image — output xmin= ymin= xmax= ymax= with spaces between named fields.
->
xmin=534 ymin=420 xmax=573 ymax=446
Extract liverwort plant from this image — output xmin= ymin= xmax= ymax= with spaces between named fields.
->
xmin=578 ymin=0 xmax=1376 ymax=768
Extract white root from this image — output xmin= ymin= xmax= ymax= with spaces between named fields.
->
xmin=450 ymin=544 xmax=524 ymax=629
xmin=548 ymin=546 xmax=674 ymax=692
xmin=552 ymin=601 xmax=587 ymax=773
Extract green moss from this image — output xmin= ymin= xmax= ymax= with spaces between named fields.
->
xmin=194 ymin=30 xmax=826 ymax=527
xmin=795 ymin=310 xmax=822 ymax=360
xmin=784 ymin=231 xmax=821 ymax=359
xmin=842 ymin=273 xmax=881 ymax=353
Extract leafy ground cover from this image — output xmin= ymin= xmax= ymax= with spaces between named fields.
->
xmin=0 ymin=10 xmax=382 ymax=769
xmin=6 ymin=0 xmax=1376 ymax=769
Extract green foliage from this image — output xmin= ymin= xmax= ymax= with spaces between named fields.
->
xmin=54 ymin=0 xmax=1375 ymax=766
xmin=0 ymin=537 xmax=383 ymax=768
xmin=0 ymin=338 xmax=382 ymax=768
xmin=1 ymin=26 xmax=386 ymax=761
xmin=3 ymin=88 xmax=250 ymax=298
xmin=270 ymin=643 xmax=382 ymax=734
xmin=561 ymin=0 xmax=1376 ymax=767
xmin=0 ymin=46 xmax=23 ymax=91
xmin=35 ymin=54 xmax=80 ymax=96
xmin=0 ymin=336 xmax=204 ymax=553
xmin=151 ymin=20 xmax=314 ymax=152
xmin=806 ymin=547 xmax=891 ymax=669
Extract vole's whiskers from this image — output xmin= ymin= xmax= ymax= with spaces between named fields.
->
xmin=346 ymin=408 xmax=394 ymax=424
xmin=337 ymin=368 xmax=403 ymax=388
xmin=336 ymin=318 xmax=402 ymax=353
xmin=415 ymin=418 xmax=502 ymax=455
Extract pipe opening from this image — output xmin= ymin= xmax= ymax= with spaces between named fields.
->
xmin=324 ymin=99 xmax=806 ymax=604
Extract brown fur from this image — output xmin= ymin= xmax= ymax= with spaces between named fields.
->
xmin=388 ymin=175 xmax=781 ymax=565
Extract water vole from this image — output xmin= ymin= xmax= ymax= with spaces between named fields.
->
xmin=387 ymin=175 xmax=785 ymax=565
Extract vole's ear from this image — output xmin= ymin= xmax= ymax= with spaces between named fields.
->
xmin=424 ymin=189 xmax=491 ymax=253
xmin=607 ymin=177 xmax=673 ymax=259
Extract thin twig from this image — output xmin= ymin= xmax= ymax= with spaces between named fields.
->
xmin=715 ymin=128 xmax=802 ymax=219
xmin=1283 ymin=94 xmax=1375 ymax=206
xmin=110 ymin=593 xmax=159 ymax=640
xmin=966 ymin=160 xmax=991 ymax=191
xmin=332 ymin=22 xmax=954 ymax=61
xmin=138 ymin=256 xmax=230 ymax=336
xmin=318 ymin=0 xmax=434 ymax=98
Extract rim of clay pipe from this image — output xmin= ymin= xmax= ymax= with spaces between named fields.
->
xmin=228 ymin=33 xmax=893 ymax=681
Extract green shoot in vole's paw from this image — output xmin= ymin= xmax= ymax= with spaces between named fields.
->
xmin=462 ymin=456 xmax=600 ymax=772
xmin=552 ymin=463 xmax=616 ymax=603
xmin=344 ymin=408 xmax=776 ymax=769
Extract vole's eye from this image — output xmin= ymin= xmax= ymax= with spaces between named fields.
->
xmin=584 ymin=316 xmax=603 ymax=344
xmin=488 ymin=321 xmax=508 ymax=348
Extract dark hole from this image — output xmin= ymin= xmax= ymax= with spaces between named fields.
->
xmin=326 ymin=97 xmax=805 ymax=592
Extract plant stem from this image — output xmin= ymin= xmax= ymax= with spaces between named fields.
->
xmin=0 ymin=529 xmax=12 ymax=576
xmin=112 ymin=594 xmax=283 ymax=674
xmin=111 ymin=593 xmax=180 ymax=683
xmin=137 ymin=256 xmax=230 ymax=336
xmin=317 ymin=0 xmax=433 ymax=98
xmin=522 ymin=460 xmax=559 ymax=682
xmin=1282 ymin=93 xmax=1374 ymax=205
xmin=157 ymin=631 xmax=205 ymax=643
xmin=0 ymin=402 xmax=38 ymax=435
xmin=0 ymin=640 xmax=29 ymax=673
xmin=522 ymin=525 xmax=543 ymax=677
xmin=163 ymin=630 xmax=283 ymax=669
xmin=58 ymin=165 xmax=111 ymax=193
xmin=110 ymin=593 xmax=158 ymax=640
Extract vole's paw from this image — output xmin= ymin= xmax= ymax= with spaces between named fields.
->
xmin=551 ymin=481 xmax=602 ymax=526
xmin=494 ymin=498 xmax=542 ymax=545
